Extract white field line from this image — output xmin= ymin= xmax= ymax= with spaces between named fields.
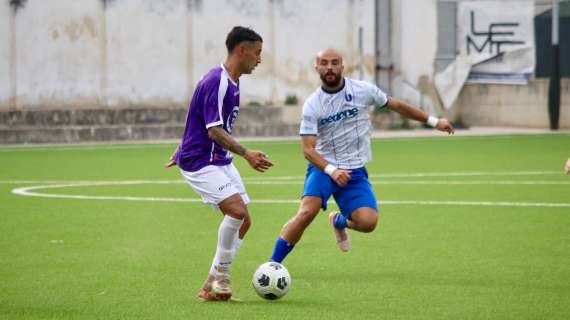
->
xmin=0 ymin=170 xmax=563 ymax=185
xmin=2 ymin=180 xmax=183 ymax=185
xmin=244 ymin=180 xmax=570 ymax=185
xmin=243 ymin=171 xmax=563 ymax=181
xmin=248 ymin=170 xmax=563 ymax=180
xmin=368 ymin=171 xmax=561 ymax=178
xmin=3 ymin=179 xmax=570 ymax=186
xmin=9 ymin=180 xmax=570 ymax=208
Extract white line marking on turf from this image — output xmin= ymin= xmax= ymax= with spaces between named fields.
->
xmin=0 ymin=170 xmax=563 ymax=185
xmin=244 ymin=171 xmax=562 ymax=180
xmin=10 ymin=180 xmax=570 ymax=208
xmin=243 ymin=180 xmax=570 ymax=185
xmin=0 ymin=180 xmax=186 ymax=185
xmin=368 ymin=171 xmax=561 ymax=178
xmin=4 ymin=179 xmax=570 ymax=186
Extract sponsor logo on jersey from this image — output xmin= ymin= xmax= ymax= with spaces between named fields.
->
xmin=320 ymin=107 xmax=359 ymax=125
xmin=345 ymin=92 xmax=353 ymax=101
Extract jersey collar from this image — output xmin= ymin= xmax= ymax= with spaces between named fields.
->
xmin=221 ymin=64 xmax=239 ymax=86
xmin=320 ymin=78 xmax=345 ymax=94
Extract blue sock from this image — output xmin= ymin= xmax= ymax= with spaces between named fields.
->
xmin=333 ymin=213 xmax=348 ymax=229
xmin=270 ymin=237 xmax=295 ymax=263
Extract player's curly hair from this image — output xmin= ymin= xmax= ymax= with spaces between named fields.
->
xmin=225 ymin=26 xmax=263 ymax=53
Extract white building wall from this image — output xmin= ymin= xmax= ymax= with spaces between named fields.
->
xmin=399 ymin=0 xmax=437 ymax=86
xmin=390 ymin=0 xmax=439 ymax=109
xmin=104 ymin=0 xmax=188 ymax=107
xmin=0 ymin=0 xmax=377 ymax=110
xmin=1 ymin=0 xmax=566 ymax=130
xmin=257 ymin=0 xmax=376 ymax=104
xmin=13 ymin=0 xmax=103 ymax=108
xmin=0 ymin=2 xmax=10 ymax=108
xmin=189 ymin=0 xmax=272 ymax=104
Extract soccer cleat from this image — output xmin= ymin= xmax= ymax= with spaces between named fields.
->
xmin=211 ymin=276 xmax=232 ymax=301
xmin=197 ymin=287 xmax=221 ymax=302
xmin=328 ymin=211 xmax=351 ymax=252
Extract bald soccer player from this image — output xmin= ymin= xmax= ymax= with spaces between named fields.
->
xmin=268 ymin=48 xmax=455 ymax=263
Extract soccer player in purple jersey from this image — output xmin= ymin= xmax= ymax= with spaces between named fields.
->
xmin=165 ymin=26 xmax=273 ymax=301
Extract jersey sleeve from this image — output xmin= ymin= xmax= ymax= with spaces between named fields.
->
xmin=299 ymin=100 xmax=318 ymax=136
xmin=366 ymin=82 xmax=389 ymax=107
xmin=203 ymin=78 xmax=226 ymax=129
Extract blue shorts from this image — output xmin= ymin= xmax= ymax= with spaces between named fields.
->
xmin=302 ymin=164 xmax=378 ymax=220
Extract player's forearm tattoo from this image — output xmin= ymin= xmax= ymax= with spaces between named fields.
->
xmin=208 ymin=127 xmax=247 ymax=156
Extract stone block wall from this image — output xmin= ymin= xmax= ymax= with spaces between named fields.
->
xmin=0 ymin=106 xmax=299 ymax=144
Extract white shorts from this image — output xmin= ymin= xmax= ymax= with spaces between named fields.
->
xmin=179 ymin=163 xmax=250 ymax=209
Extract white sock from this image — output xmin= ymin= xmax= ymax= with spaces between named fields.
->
xmin=208 ymin=238 xmax=244 ymax=277
xmin=234 ymin=238 xmax=243 ymax=252
xmin=211 ymin=215 xmax=243 ymax=277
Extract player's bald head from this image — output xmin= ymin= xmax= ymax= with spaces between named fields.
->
xmin=316 ymin=48 xmax=343 ymax=64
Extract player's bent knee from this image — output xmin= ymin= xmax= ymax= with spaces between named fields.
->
xmin=219 ymin=193 xmax=249 ymax=219
xmin=356 ymin=214 xmax=378 ymax=233
xmin=360 ymin=220 xmax=377 ymax=233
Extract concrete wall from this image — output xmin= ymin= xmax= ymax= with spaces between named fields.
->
xmin=1 ymin=0 xmax=569 ymax=136
xmin=388 ymin=0 xmax=441 ymax=115
xmin=187 ymin=0 xmax=376 ymax=104
xmin=455 ymin=78 xmax=570 ymax=128
xmin=394 ymin=0 xmax=569 ymax=130
xmin=0 ymin=0 xmax=376 ymax=110
xmin=104 ymin=0 xmax=188 ymax=107
xmin=13 ymin=1 xmax=103 ymax=108
xmin=0 ymin=106 xmax=298 ymax=144
xmin=0 ymin=2 xmax=10 ymax=108
xmin=393 ymin=0 xmax=438 ymax=89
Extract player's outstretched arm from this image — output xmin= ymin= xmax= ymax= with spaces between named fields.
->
xmin=208 ymin=126 xmax=273 ymax=172
xmin=164 ymin=145 xmax=179 ymax=168
xmin=565 ymin=157 xmax=570 ymax=175
xmin=387 ymin=97 xmax=455 ymax=134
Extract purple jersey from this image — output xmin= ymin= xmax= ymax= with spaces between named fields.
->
xmin=176 ymin=65 xmax=240 ymax=172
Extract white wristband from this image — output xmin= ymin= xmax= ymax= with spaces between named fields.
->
xmin=427 ymin=115 xmax=439 ymax=127
xmin=324 ymin=164 xmax=337 ymax=176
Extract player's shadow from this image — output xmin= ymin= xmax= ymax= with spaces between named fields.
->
xmin=232 ymin=297 xmax=328 ymax=306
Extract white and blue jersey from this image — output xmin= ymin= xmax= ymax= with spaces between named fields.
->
xmin=300 ymin=78 xmax=388 ymax=216
xmin=299 ymin=78 xmax=388 ymax=169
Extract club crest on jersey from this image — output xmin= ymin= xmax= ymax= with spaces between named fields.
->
xmin=226 ymin=106 xmax=239 ymax=133
xmin=345 ymin=92 xmax=353 ymax=102
xmin=320 ymin=107 xmax=359 ymax=125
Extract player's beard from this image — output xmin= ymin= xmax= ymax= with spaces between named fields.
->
xmin=320 ymin=72 xmax=342 ymax=88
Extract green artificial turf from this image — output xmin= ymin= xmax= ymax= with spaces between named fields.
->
xmin=1 ymin=134 xmax=569 ymax=319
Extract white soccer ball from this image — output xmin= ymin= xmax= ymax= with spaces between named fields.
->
xmin=252 ymin=262 xmax=291 ymax=300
